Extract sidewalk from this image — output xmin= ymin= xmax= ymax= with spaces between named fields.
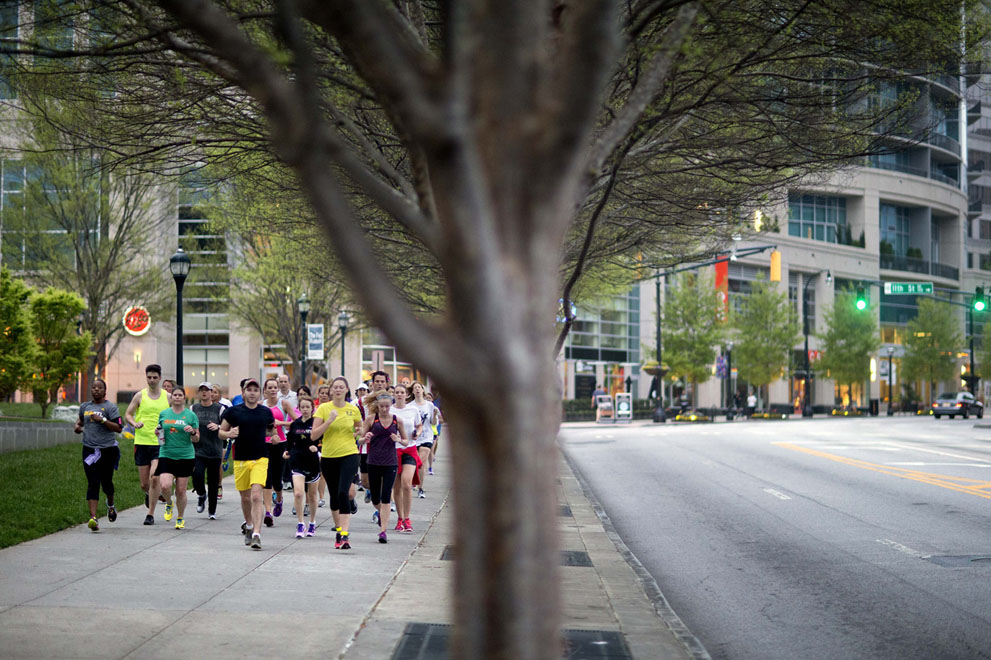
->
xmin=0 ymin=451 xmax=698 ymax=659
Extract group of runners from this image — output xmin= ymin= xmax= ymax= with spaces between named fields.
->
xmin=76 ymin=364 xmax=442 ymax=551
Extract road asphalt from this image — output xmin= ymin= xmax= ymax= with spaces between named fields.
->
xmin=0 ymin=435 xmax=699 ymax=659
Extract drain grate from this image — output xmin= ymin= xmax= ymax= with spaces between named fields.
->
xmin=391 ymin=623 xmax=632 ymax=659
xmin=440 ymin=546 xmax=593 ymax=567
xmin=559 ymin=505 xmax=573 ymax=517
xmin=924 ymin=555 xmax=991 ymax=567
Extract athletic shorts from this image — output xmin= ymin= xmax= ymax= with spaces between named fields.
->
xmin=234 ymin=458 xmax=269 ymax=491
xmin=397 ymin=446 xmax=422 ymax=469
xmin=417 ymin=442 xmax=434 ymax=450
xmin=155 ymin=457 xmax=194 ymax=478
xmin=133 ymin=444 xmax=160 ymax=466
xmin=291 ymin=467 xmax=321 ymax=484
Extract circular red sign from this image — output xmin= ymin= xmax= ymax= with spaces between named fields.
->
xmin=123 ymin=306 xmax=151 ymax=336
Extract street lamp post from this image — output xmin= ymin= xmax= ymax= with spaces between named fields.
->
xmin=169 ymin=248 xmax=191 ymax=387
xmin=803 ymin=270 xmax=831 ymax=418
xmin=337 ymin=311 xmax=350 ymax=379
xmin=887 ymin=345 xmax=895 ymax=416
xmin=298 ymin=294 xmax=310 ymax=389
xmin=652 ymin=274 xmax=667 ymax=423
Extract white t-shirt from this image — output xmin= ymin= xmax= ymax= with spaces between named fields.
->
xmin=747 ymin=394 xmax=757 ymax=407
xmin=413 ymin=400 xmax=436 ymax=446
xmin=277 ymin=389 xmax=298 ymax=410
xmin=390 ymin=405 xmax=420 ymax=449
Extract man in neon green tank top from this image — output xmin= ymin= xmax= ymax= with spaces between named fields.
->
xmin=125 ymin=364 xmax=171 ymax=525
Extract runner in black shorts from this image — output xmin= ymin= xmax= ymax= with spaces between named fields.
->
xmin=285 ymin=396 xmax=319 ymax=538
xmin=152 ymin=388 xmax=200 ymax=530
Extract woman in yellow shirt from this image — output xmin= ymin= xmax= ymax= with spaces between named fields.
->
xmin=312 ymin=377 xmax=362 ymax=549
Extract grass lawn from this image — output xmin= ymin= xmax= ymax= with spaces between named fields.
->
xmin=0 ymin=402 xmax=49 ymax=419
xmin=0 ymin=438 xmax=234 ymax=549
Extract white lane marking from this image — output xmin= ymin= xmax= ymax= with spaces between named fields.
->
xmin=882 ymin=441 xmax=989 ymax=463
xmin=877 ymin=539 xmax=925 ymax=558
xmin=762 ymin=488 xmax=791 ymax=500
xmin=886 ymin=462 xmax=991 ymax=468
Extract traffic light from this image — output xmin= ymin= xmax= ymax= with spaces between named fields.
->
xmin=855 ymin=286 xmax=868 ymax=311
xmin=975 ymin=286 xmax=987 ymax=312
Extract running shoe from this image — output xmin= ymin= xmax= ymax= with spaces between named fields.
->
xmin=88 ymin=517 xmax=99 ymax=532
xmin=372 ymin=510 xmax=380 ymax=525
xmin=303 ymin=504 xmax=310 ymax=517
xmin=144 ymin=514 xmax=154 ymax=526
xmin=250 ymin=534 xmax=262 ymax=550
xmin=364 ymin=491 xmax=371 ymax=503
xmin=335 ymin=530 xmax=343 ymax=548
xmin=318 ymin=498 xmax=326 ymax=508
xmin=340 ymin=534 xmax=351 ymax=550
xmin=292 ymin=505 xmax=297 ymax=516
xmin=209 ymin=513 xmax=217 ymax=520
xmin=240 ymin=521 xmax=248 ymax=535
xmin=306 ymin=522 xmax=316 ymax=537
xmin=418 ymin=489 xmax=425 ymax=499
xmin=264 ymin=512 xmax=274 ymax=527
xmin=395 ymin=520 xmax=405 ymax=532
xmin=390 ymin=504 xmax=395 ymax=512
xmin=175 ymin=518 xmax=185 ymax=530
xmin=217 ymin=486 xmax=223 ymax=500
xmin=295 ymin=523 xmax=305 ymax=538
xmin=107 ymin=503 xmax=117 ymax=523
xmin=243 ymin=526 xmax=253 ymax=545
xmin=428 ymin=467 xmax=434 ymax=476
xmin=378 ymin=531 xmax=388 ymax=544
xmin=163 ymin=501 xmax=174 ymax=521
xmin=273 ymin=500 xmax=283 ymax=517
xmin=272 ymin=492 xmax=278 ymax=504
xmin=403 ymin=518 xmax=413 ymax=533
xmin=197 ymin=496 xmax=206 ymax=513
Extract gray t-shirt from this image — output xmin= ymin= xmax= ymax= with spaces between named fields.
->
xmin=191 ymin=402 xmax=225 ymax=459
xmin=78 ymin=401 xmax=121 ymax=449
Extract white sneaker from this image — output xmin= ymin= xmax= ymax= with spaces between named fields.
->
xmin=209 ymin=513 xmax=217 ymax=520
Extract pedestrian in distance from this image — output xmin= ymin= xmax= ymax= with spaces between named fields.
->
xmin=74 ymin=378 xmax=123 ymax=532
xmin=391 ymin=384 xmax=422 ymax=533
xmin=410 ymin=381 xmax=438 ymax=488
xmin=124 ymin=364 xmax=171 ymax=525
xmin=192 ymin=382 xmax=224 ymax=519
xmin=262 ymin=377 xmax=296 ymax=527
xmin=219 ymin=378 xmax=275 ymax=550
xmin=747 ymin=391 xmax=757 ymax=419
xmin=151 ymin=387 xmax=200 ymax=530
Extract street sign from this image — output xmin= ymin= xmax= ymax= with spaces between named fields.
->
xmin=884 ymin=282 xmax=932 ymax=295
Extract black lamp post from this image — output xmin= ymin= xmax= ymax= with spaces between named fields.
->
xmin=652 ymin=274 xmax=667 ymax=423
xmin=803 ymin=269 xmax=831 ymax=418
xmin=338 ymin=311 xmax=350 ymax=378
xmin=886 ymin=345 xmax=895 ymax=416
xmin=169 ymin=248 xmax=191 ymax=387
xmin=298 ymin=293 xmax=310 ymax=389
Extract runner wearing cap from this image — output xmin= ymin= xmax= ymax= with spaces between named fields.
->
xmin=219 ymin=378 xmax=275 ymax=550
xmin=192 ymin=382 xmax=224 ymax=519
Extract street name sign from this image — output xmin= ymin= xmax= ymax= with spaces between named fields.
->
xmin=884 ymin=282 xmax=932 ymax=295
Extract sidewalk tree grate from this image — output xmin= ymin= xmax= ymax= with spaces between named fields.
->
xmin=392 ymin=623 xmax=632 ymax=659
xmin=440 ymin=546 xmax=593 ymax=567
xmin=559 ymin=505 xmax=572 ymax=517
xmin=924 ymin=555 xmax=991 ymax=567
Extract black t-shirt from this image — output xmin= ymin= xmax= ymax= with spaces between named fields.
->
xmin=287 ymin=417 xmax=318 ymax=473
xmin=223 ymin=403 xmax=275 ymax=462
xmin=191 ymin=402 xmax=224 ymax=459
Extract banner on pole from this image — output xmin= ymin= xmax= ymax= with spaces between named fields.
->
xmin=307 ymin=324 xmax=325 ymax=360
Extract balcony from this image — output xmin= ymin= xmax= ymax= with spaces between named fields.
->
xmin=929 ymin=133 xmax=961 ymax=157
xmin=880 ymin=253 xmax=959 ymax=280
xmin=870 ymin=160 xmax=928 ymax=178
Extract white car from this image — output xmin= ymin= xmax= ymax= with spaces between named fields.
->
xmin=931 ymin=391 xmax=984 ymax=419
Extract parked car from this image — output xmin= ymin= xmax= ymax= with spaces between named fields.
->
xmin=931 ymin=391 xmax=984 ymax=419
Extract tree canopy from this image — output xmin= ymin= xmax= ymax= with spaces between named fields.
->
xmin=731 ymin=276 xmax=801 ymax=389
xmin=817 ymin=288 xmax=881 ymax=396
xmin=901 ymin=297 xmax=963 ymax=402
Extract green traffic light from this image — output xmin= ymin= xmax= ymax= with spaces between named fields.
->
xmin=976 ymin=286 xmax=987 ymax=312
xmin=855 ymin=286 xmax=867 ymax=311
xmin=977 ymin=299 xmax=987 ymax=312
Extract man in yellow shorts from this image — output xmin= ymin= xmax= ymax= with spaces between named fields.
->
xmin=219 ymin=378 xmax=274 ymax=549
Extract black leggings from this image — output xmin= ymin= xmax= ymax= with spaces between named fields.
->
xmin=366 ymin=464 xmax=398 ymax=505
xmin=192 ymin=457 xmax=222 ymax=515
xmin=83 ymin=446 xmax=119 ymax=503
xmin=321 ymin=454 xmax=360 ymax=514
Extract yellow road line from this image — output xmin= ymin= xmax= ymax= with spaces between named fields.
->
xmin=773 ymin=442 xmax=991 ymax=500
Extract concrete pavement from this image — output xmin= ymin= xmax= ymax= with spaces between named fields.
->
xmin=0 ymin=447 xmax=699 ymax=659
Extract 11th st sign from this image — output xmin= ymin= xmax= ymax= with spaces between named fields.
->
xmin=884 ymin=281 xmax=933 ymax=295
